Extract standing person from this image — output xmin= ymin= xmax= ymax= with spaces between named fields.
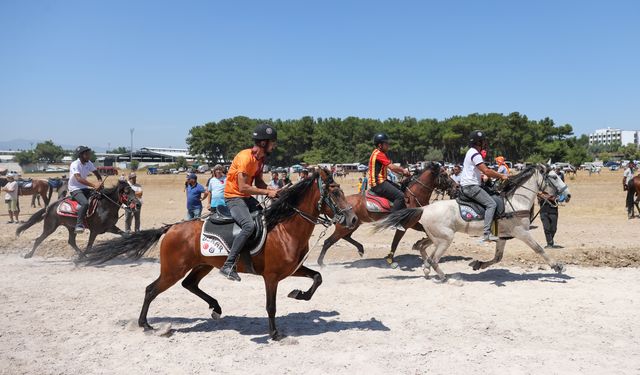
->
xmin=356 ymin=177 xmax=363 ymax=193
xmin=2 ymin=173 xmax=19 ymax=223
xmin=299 ymin=169 xmax=310 ymax=180
xmin=360 ymin=172 xmax=368 ymax=194
xmin=459 ymin=131 xmax=508 ymax=242
xmin=281 ymin=171 xmax=291 ymax=185
xmin=623 ymin=161 xmax=636 ymax=219
xmin=185 ymin=173 xmax=208 ymax=220
xmin=69 ymin=146 xmax=102 ymax=233
xmin=450 ymin=165 xmax=462 ymax=185
xmin=125 ymin=172 xmax=143 ymax=233
xmin=207 ymin=165 xmax=226 ymax=213
xmin=538 ymin=191 xmax=562 ymax=248
xmin=495 ymin=156 xmax=510 ymax=176
xmin=220 ymin=124 xmax=279 ymax=281
xmin=368 ymin=133 xmax=411 ymax=214
xmin=269 ymin=171 xmax=283 ymax=189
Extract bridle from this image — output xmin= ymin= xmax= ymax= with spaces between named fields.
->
xmin=95 ymin=182 xmax=138 ymax=213
xmin=503 ymin=166 xmax=564 ymax=213
xmin=404 ymin=168 xmax=445 ymax=206
xmin=293 ymin=175 xmax=354 ymax=228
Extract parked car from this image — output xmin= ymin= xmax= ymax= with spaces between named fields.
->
xmin=610 ymin=165 xmax=620 ymax=171
xmin=357 ymin=164 xmax=368 ymax=172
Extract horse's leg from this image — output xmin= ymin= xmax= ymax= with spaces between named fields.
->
xmin=414 ymin=237 xmax=433 ymax=277
xmin=343 ymin=233 xmax=364 ymax=257
xmin=287 ymin=265 xmax=322 ymax=301
xmin=65 ymin=227 xmax=84 ymax=258
xmin=108 ymin=225 xmax=126 ymax=236
xmin=385 ymin=229 xmax=406 ymax=266
xmin=513 ymin=229 xmax=564 ymax=273
xmin=24 ymin=216 xmax=58 ymax=259
xmin=469 ymin=239 xmax=506 ymax=271
xmin=31 ymin=194 xmax=38 ymax=208
xmin=82 ymin=231 xmax=98 ymax=257
xmin=317 ymin=224 xmax=355 ymax=267
xmin=181 ymin=265 xmax=222 ymax=318
xmin=139 ymin=268 xmax=191 ymax=330
xmin=426 ymin=235 xmax=454 ymax=281
xmin=263 ymin=275 xmax=283 ymax=340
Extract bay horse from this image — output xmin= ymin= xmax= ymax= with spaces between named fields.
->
xmin=16 ymin=180 xmax=139 ymax=259
xmin=317 ymin=162 xmax=454 ymax=267
xmin=81 ymin=168 xmax=357 ymax=341
xmin=628 ymin=175 xmax=640 ymax=217
xmin=0 ymin=177 xmax=51 ymax=207
xmin=375 ymin=165 xmax=570 ymax=281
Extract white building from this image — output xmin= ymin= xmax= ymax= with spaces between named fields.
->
xmin=588 ymin=127 xmax=639 ymax=147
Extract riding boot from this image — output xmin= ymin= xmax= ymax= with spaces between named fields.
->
xmin=220 ymin=251 xmax=241 ymax=282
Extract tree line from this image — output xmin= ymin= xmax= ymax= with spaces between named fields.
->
xmin=187 ymin=113 xmax=600 ymax=167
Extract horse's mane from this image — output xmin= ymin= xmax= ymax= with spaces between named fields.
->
xmin=264 ymin=172 xmax=320 ymax=231
xmin=500 ymin=164 xmax=543 ymax=197
xmin=102 ymin=180 xmax=128 ymax=196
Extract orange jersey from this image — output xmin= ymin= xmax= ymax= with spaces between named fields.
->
xmin=368 ymin=149 xmax=391 ymax=187
xmin=224 ymin=149 xmax=264 ymax=198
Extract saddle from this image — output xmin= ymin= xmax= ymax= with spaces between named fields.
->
xmin=456 ymin=192 xmax=505 ymax=222
xmin=56 ymin=196 xmax=99 ymax=219
xmin=48 ymin=178 xmax=65 ymax=189
xmin=200 ymin=205 xmax=267 ymax=273
xmin=17 ymin=179 xmax=33 ymax=189
xmin=365 ymin=190 xmax=392 ymax=213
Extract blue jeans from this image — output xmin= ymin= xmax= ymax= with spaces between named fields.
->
xmin=186 ymin=206 xmax=202 ymax=220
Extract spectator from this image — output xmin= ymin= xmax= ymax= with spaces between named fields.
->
xmin=623 ymin=161 xmax=636 ymax=219
xmin=450 ymin=165 xmax=462 ymax=185
xmin=300 ymin=169 xmax=310 ymax=180
xmin=281 ymin=171 xmax=291 ymax=185
xmin=185 ymin=173 xmax=208 ymax=220
xmin=125 ymin=172 xmax=143 ymax=233
xmin=360 ymin=173 xmax=368 ymax=193
xmin=269 ymin=171 xmax=284 ymax=189
xmin=208 ymin=165 xmax=226 ymax=213
xmin=357 ymin=177 xmax=363 ymax=193
xmin=495 ymin=156 xmax=510 ymax=176
xmin=539 ymin=191 xmax=562 ymax=248
xmin=2 ymin=174 xmax=19 ymax=223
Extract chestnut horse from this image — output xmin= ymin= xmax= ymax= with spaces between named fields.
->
xmin=0 ymin=177 xmax=51 ymax=207
xmin=628 ymin=176 xmax=640 ymax=217
xmin=317 ymin=162 xmax=453 ymax=267
xmin=82 ymin=168 xmax=357 ymax=341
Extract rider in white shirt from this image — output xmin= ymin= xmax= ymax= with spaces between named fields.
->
xmin=459 ymin=130 xmax=508 ymax=242
xmin=69 ymin=146 xmax=102 ymax=233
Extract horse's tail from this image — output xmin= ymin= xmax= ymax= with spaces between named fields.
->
xmin=81 ymin=225 xmax=173 ymax=265
xmin=46 ymin=181 xmax=53 ymax=205
xmin=16 ymin=208 xmax=47 ymax=236
xmin=373 ymin=208 xmax=424 ymax=232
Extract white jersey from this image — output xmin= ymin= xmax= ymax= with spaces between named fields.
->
xmin=68 ymin=159 xmax=97 ymax=192
xmin=450 ymin=173 xmax=461 ymax=184
xmin=624 ymin=168 xmax=635 ymax=185
xmin=460 ymin=148 xmax=484 ymax=187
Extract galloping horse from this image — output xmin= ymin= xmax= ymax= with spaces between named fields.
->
xmin=16 ymin=180 xmax=139 ymax=259
xmin=82 ymin=168 xmax=357 ymax=340
xmin=0 ymin=177 xmax=51 ymax=207
xmin=376 ymin=165 xmax=571 ymax=281
xmin=317 ymin=162 xmax=454 ymax=266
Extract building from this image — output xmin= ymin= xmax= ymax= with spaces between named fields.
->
xmin=115 ymin=147 xmax=202 ymax=167
xmin=589 ymin=127 xmax=640 ymax=147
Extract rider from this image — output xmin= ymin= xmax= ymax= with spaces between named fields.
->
xmin=368 ymin=133 xmax=411 ymax=214
xmin=69 ymin=146 xmax=103 ymax=233
xmin=459 ymin=131 xmax=508 ymax=242
xmin=219 ymin=124 xmax=279 ymax=281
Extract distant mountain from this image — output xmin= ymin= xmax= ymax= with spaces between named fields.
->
xmin=0 ymin=139 xmax=108 ymax=152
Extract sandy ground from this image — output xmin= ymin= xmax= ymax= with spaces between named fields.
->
xmin=1 ymin=169 xmax=639 ymax=374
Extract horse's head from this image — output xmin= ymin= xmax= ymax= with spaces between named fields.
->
xmin=117 ymin=180 xmax=141 ymax=211
xmin=542 ymin=165 xmax=571 ymax=203
xmin=316 ymin=167 xmax=357 ymax=229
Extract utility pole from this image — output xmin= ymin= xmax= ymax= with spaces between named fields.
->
xmin=130 ymin=128 xmax=135 ymax=166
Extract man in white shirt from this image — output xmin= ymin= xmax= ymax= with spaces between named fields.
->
xmin=2 ymin=173 xmax=19 ymax=223
xmin=459 ymin=130 xmax=508 ymax=242
xmin=125 ymin=172 xmax=143 ymax=232
xmin=69 ymin=146 xmax=102 ymax=233
xmin=623 ymin=161 xmax=636 ymax=219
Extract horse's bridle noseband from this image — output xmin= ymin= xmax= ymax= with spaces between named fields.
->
xmin=293 ymin=175 xmax=354 ymax=227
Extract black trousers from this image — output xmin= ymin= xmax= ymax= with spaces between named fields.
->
xmin=371 ymin=180 xmax=405 ymax=212
xmin=540 ymin=205 xmax=558 ymax=246
xmin=626 ymin=180 xmax=635 ymax=210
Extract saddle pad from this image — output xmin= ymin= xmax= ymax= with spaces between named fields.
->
xmin=365 ymin=191 xmax=392 ymax=213
xmin=200 ymin=214 xmax=267 ymax=257
xmin=457 ymin=195 xmax=505 ymax=222
xmin=56 ymin=197 xmax=98 ymax=218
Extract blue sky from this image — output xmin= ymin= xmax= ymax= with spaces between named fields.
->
xmin=1 ymin=0 xmax=639 ymax=149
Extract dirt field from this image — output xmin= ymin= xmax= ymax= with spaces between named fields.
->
xmin=1 ymin=169 xmax=639 ymax=374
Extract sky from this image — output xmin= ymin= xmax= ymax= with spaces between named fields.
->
xmin=1 ymin=0 xmax=639 ymax=150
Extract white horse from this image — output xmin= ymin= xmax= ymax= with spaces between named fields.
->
xmin=375 ymin=165 xmax=571 ymax=281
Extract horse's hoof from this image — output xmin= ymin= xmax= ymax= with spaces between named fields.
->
xmin=140 ymin=322 xmax=154 ymax=331
xmin=553 ymin=263 xmax=565 ymax=274
xmin=317 ymin=261 xmax=325 ymax=268
xmin=358 ymin=250 xmax=364 ymax=257
xmin=211 ymin=310 xmax=221 ymax=320
xmin=390 ymin=262 xmax=399 ymax=269
xmin=432 ymin=275 xmax=448 ymax=284
xmin=270 ymin=331 xmax=286 ymax=341
xmin=468 ymin=260 xmax=482 ymax=271
xmin=23 ymin=253 xmax=33 ymax=259
xmin=287 ymin=289 xmax=307 ymax=300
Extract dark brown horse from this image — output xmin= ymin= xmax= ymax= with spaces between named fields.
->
xmin=81 ymin=168 xmax=357 ymax=341
xmin=317 ymin=162 xmax=453 ymax=267
xmin=0 ymin=177 xmax=52 ymax=207
xmin=628 ymin=175 xmax=640 ymax=217
xmin=16 ymin=180 xmax=139 ymax=258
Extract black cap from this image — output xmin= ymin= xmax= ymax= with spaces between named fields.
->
xmin=253 ymin=124 xmax=277 ymax=141
xmin=75 ymin=145 xmax=92 ymax=157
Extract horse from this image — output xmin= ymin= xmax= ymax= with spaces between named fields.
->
xmin=375 ymin=165 xmax=571 ymax=281
xmin=80 ymin=168 xmax=357 ymax=341
xmin=0 ymin=177 xmax=52 ymax=207
xmin=16 ymin=180 xmax=140 ymax=259
xmin=627 ymin=175 xmax=640 ymax=217
xmin=317 ymin=162 xmax=454 ymax=267
xmin=31 ymin=178 xmax=69 ymax=207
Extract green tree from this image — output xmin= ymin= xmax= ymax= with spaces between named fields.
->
xmin=107 ymin=146 xmax=129 ymax=154
xmin=14 ymin=150 xmax=36 ymax=166
xmin=130 ymin=160 xmax=140 ymax=171
xmin=175 ymin=156 xmax=188 ymax=169
xmin=34 ymin=140 xmax=66 ymax=163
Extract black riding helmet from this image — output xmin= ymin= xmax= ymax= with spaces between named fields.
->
xmin=469 ymin=130 xmax=487 ymax=146
xmin=373 ymin=133 xmax=389 ymax=146
xmin=253 ymin=124 xmax=278 ymax=141
xmin=75 ymin=145 xmax=92 ymax=157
